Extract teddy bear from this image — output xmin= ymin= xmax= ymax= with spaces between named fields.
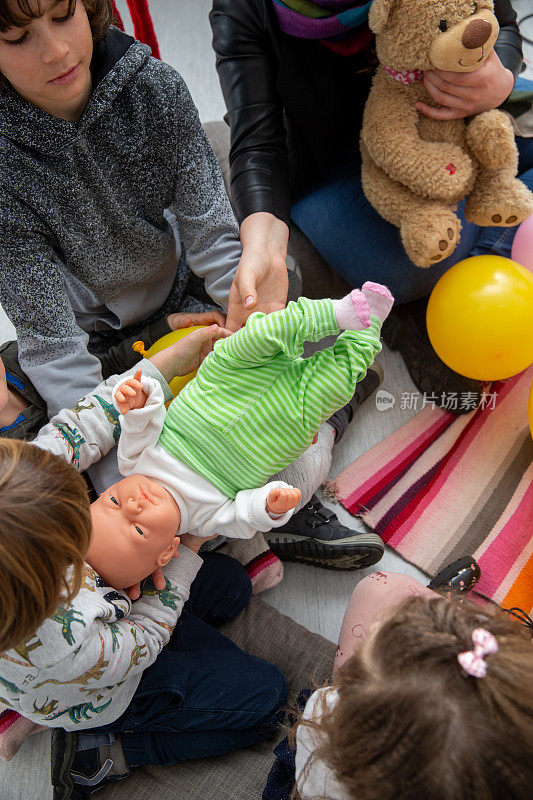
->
xmin=360 ymin=0 xmax=533 ymax=268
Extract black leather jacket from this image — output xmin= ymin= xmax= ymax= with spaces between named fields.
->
xmin=210 ymin=0 xmax=523 ymax=228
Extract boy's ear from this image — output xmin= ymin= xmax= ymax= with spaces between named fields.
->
xmin=368 ymin=0 xmax=396 ymax=34
xmin=157 ymin=537 xmax=179 ymax=568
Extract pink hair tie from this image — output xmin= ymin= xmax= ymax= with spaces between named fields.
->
xmin=457 ymin=628 xmax=498 ymax=678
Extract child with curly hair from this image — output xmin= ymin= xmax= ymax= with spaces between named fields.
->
xmin=264 ymin=570 xmax=533 ymax=800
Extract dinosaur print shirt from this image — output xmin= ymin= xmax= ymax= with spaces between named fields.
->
xmin=0 ymin=550 xmax=201 ymax=731
xmin=0 ymin=362 xmax=202 ymax=730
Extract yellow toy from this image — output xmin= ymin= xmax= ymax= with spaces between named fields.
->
xmin=133 ymin=326 xmax=206 ymax=398
xmin=360 ymin=0 xmax=533 ymax=268
xmin=426 ymin=255 xmax=533 ymax=381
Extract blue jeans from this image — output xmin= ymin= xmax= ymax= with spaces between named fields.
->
xmin=93 ymin=553 xmax=288 ymax=765
xmin=292 ymin=95 xmax=533 ymax=303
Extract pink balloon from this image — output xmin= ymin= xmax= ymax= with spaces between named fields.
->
xmin=511 ymin=214 xmax=533 ymax=274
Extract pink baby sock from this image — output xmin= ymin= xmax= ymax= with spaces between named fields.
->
xmin=332 ymin=289 xmax=371 ymax=330
xmin=362 ymin=281 xmax=394 ymax=323
xmin=332 ymin=282 xmax=394 ymax=330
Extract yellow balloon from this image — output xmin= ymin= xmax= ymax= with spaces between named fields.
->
xmin=140 ymin=326 xmax=205 ymax=399
xmin=426 ymin=256 xmax=533 ymax=381
xmin=529 ymin=380 xmax=533 ymax=439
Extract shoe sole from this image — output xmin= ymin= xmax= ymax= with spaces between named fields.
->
xmin=265 ymin=532 xmax=384 ymax=570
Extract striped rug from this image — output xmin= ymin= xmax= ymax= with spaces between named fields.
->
xmin=328 ymin=365 xmax=533 ymax=614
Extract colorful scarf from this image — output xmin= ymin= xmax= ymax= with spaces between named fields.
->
xmin=272 ymin=0 xmax=374 ymax=56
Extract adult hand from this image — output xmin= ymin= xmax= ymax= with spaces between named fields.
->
xmin=148 ymin=324 xmax=231 ymax=383
xmin=166 ymin=310 xmax=226 ymax=331
xmin=226 ymin=212 xmax=290 ymax=331
xmin=416 ymin=50 xmax=514 ymax=120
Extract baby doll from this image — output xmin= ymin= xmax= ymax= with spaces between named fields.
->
xmin=87 ymin=283 xmax=394 ymax=589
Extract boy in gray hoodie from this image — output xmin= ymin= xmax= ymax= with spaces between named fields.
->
xmin=0 ymin=0 xmax=241 ymax=421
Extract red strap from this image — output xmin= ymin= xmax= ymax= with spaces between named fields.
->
xmin=110 ymin=0 xmax=124 ymax=31
xmin=126 ymin=0 xmax=161 ymax=59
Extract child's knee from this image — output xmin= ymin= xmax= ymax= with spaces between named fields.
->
xmin=350 ymin=570 xmax=425 ymax=606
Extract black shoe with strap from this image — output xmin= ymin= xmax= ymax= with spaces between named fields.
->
xmin=51 ymin=730 xmax=130 ymax=799
xmin=266 ymin=495 xmax=385 ymax=570
xmin=428 ymin=555 xmax=481 ymax=593
xmin=382 ymin=299 xmax=483 ymax=414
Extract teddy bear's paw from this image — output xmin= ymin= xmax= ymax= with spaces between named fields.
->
xmin=401 ymin=210 xmax=461 ymax=269
xmin=466 ymin=112 xmax=517 ymax=171
xmin=465 ymin=179 xmax=533 ymax=227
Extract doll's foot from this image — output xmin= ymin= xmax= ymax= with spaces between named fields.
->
xmin=401 ymin=209 xmax=461 ymax=268
xmin=465 ymin=177 xmax=533 ymax=227
xmin=361 ymin=282 xmax=394 ymax=323
xmin=332 ymin=290 xmax=371 ymax=330
xmin=333 ymin=284 xmax=394 ymax=330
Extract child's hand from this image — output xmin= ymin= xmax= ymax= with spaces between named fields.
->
xmin=267 ymin=486 xmax=302 ymax=515
xmin=148 ymin=325 xmax=232 ymax=383
xmin=115 ymin=369 xmax=148 ymax=415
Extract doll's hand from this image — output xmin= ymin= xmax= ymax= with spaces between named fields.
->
xmin=226 ymin=213 xmax=289 ymax=332
xmin=267 ymin=486 xmax=302 ymax=515
xmin=148 ymin=325 xmax=232 ymax=383
xmin=416 ymin=50 xmax=514 ymax=120
xmin=166 ymin=309 xmax=226 ymax=331
xmin=115 ymin=369 xmax=147 ymax=415
xmin=115 ymin=369 xmax=148 ymax=415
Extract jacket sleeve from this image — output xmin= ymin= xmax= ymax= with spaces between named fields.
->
xmin=0 ymin=194 xmax=106 ymax=418
xmin=193 ymin=480 xmax=294 ymax=539
xmin=111 ymin=373 xmax=168 ymax=476
xmin=494 ymin=0 xmax=523 ymax=82
xmin=18 ymin=546 xmax=202 ymax=731
xmin=32 ymin=361 xmax=172 ymax=473
xmin=210 ymin=0 xmax=291 ymax=227
xmin=169 ymin=72 xmax=242 ymax=311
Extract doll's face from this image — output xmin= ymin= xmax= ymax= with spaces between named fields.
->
xmin=87 ymin=475 xmax=181 ymax=589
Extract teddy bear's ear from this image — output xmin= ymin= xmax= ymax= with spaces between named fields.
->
xmin=368 ymin=0 xmax=396 ymax=34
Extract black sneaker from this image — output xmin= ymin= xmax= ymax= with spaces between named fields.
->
xmin=328 ymin=365 xmax=383 ymax=444
xmin=428 ymin=556 xmax=481 ymax=593
xmin=51 ymin=730 xmax=130 ymax=799
xmin=382 ymin=299 xmax=482 ymax=413
xmin=265 ymin=495 xmax=384 ymax=570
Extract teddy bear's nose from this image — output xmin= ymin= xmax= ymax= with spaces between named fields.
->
xmin=461 ymin=18 xmax=492 ymax=49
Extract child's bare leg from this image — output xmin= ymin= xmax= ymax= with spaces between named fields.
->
xmin=334 ymin=571 xmax=439 ymax=674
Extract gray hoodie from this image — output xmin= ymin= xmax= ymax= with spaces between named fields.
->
xmin=0 ymin=28 xmax=241 ymax=416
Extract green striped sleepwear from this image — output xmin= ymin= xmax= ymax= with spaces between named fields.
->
xmin=158 ymin=297 xmax=382 ymax=498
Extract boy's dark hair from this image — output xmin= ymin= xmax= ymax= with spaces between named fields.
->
xmin=0 ymin=0 xmax=113 ymax=40
xmin=297 ymin=595 xmax=533 ymax=800
xmin=0 ymin=439 xmax=92 ymax=654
